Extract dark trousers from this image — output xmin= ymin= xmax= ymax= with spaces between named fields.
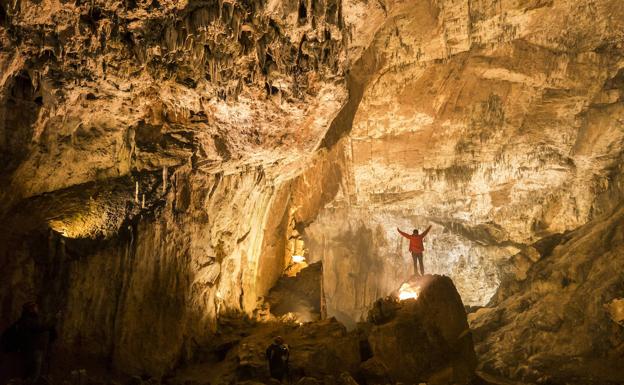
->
xmin=411 ymin=251 xmax=424 ymax=276
xmin=270 ymin=367 xmax=287 ymax=382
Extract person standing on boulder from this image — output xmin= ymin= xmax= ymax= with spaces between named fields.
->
xmin=266 ymin=336 xmax=289 ymax=382
xmin=397 ymin=225 xmax=432 ymax=276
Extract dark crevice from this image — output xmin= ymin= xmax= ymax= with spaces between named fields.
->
xmin=213 ymin=135 xmax=232 ymax=161
xmin=298 ymin=0 xmax=308 ymax=24
xmin=0 ymin=4 xmax=6 ymax=25
xmin=1 ymin=72 xmax=39 ymax=177
xmin=319 ymin=41 xmax=384 ymax=150
xmin=208 ymin=172 xmax=223 ymax=198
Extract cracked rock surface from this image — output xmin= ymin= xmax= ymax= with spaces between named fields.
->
xmin=470 ymin=205 xmax=624 ymax=384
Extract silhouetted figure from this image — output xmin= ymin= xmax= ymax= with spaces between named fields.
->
xmin=266 ymin=336 xmax=289 ymax=382
xmin=1 ymin=302 xmax=56 ymax=384
xmin=398 ymin=225 xmax=432 ymax=276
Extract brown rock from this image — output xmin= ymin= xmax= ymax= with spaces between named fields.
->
xmin=296 ymin=377 xmax=323 ymax=385
xmin=365 ymin=275 xmax=477 ymax=384
xmin=358 ymin=357 xmax=391 ymax=384
xmin=470 ymin=206 xmax=624 ymax=384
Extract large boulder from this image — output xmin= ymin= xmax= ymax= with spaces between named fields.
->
xmin=364 ymin=274 xmax=477 ymax=384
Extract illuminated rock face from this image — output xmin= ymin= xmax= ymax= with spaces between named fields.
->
xmin=366 ymin=275 xmax=477 ymax=384
xmin=0 ymin=0 xmax=348 ymax=208
xmin=0 ymin=167 xmax=296 ymax=375
xmin=0 ymin=0 xmax=349 ymax=375
xmin=1 ymin=0 xmax=624 ymax=381
xmin=303 ymin=0 xmax=624 ymax=321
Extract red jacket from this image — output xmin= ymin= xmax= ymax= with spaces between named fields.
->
xmin=398 ymin=227 xmax=431 ymax=253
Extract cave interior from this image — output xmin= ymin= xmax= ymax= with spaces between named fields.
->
xmin=1 ymin=0 xmax=624 ymax=384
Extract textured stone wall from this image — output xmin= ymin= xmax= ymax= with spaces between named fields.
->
xmin=302 ymin=0 xmax=624 ymax=321
xmin=0 ymin=0 xmax=355 ymax=374
xmin=1 ymin=0 xmax=624 ymax=381
xmin=470 ymin=205 xmax=624 ymax=384
xmin=0 ymin=167 xmax=294 ymax=375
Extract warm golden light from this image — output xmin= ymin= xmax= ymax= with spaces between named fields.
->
xmin=398 ymin=282 xmax=421 ymax=301
xmin=292 ymin=255 xmax=306 ymax=263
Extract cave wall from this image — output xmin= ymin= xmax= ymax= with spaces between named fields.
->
xmin=0 ymin=167 xmax=295 ymax=375
xmin=1 ymin=0 xmax=624 ymax=381
xmin=469 ymin=205 xmax=624 ymax=384
xmin=304 ymin=207 xmax=518 ymax=324
xmin=0 ymin=0 xmax=357 ymax=375
xmin=59 ymin=169 xmax=293 ymax=375
xmin=301 ymin=0 xmax=624 ymax=323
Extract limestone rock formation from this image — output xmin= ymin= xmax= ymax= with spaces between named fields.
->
xmin=1 ymin=0 xmax=624 ymax=383
xmin=304 ymin=0 xmax=624 ymax=323
xmin=173 ymin=274 xmax=478 ymax=385
xmin=0 ymin=0 xmax=351 ymax=375
xmin=173 ymin=316 xmax=361 ymax=384
xmin=469 ymin=206 xmax=624 ymax=385
xmin=266 ymin=262 xmax=323 ymax=322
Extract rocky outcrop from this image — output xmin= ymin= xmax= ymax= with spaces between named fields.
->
xmin=364 ymin=275 xmax=477 ymax=385
xmin=267 ymin=262 xmax=323 ymax=322
xmin=469 ymin=205 xmax=624 ymax=384
xmin=174 ymin=316 xmax=361 ymax=384
xmin=174 ymin=274 xmax=477 ymax=385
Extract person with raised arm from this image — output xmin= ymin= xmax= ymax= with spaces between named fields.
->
xmin=397 ymin=225 xmax=432 ymax=276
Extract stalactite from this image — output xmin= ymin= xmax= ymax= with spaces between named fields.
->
xmin=228 ymin=2 xmax=235 ymax=25
xmin=163 ymin=166 xmax=168 ymax=193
